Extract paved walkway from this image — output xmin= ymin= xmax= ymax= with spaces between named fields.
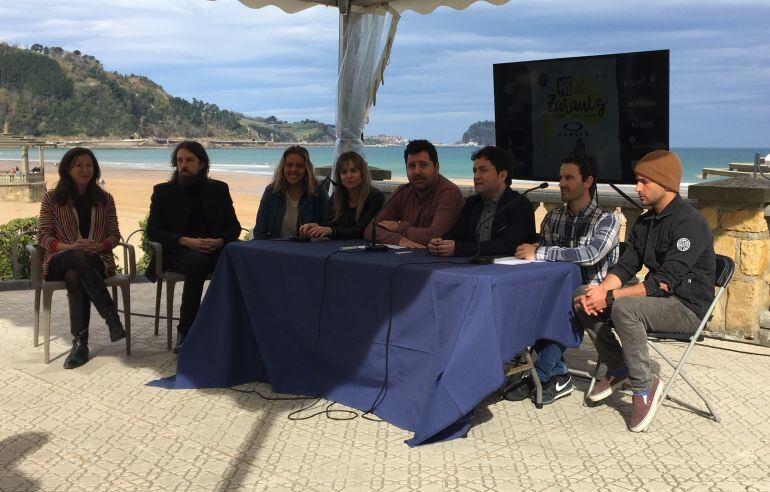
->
xmin=1 ymin=283 xmax=769 ymax=491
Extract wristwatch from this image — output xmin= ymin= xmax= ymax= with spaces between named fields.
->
xmin=605 ymin=290 xmax=615 ymax=307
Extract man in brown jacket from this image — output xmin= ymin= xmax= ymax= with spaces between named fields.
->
xmin=365 ymin=139 xmax=464 ymax=248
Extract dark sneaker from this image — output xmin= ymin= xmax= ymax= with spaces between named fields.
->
xmin=503 ymin=374 xmax=534 ymax=402
xmin=629 ymin=376 xmax=662 ymax=432
xmin=587 ymin=373 xmax=630 ymax=402
xmin=540 ymin=373 xmax=574 ymax=405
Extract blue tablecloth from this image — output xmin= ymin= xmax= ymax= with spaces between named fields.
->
xmin=149 ymin=240 xmax=583 ymax=445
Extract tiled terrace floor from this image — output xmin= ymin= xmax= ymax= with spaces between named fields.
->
xmin=0 ymin=282 xmax=769 ymax=491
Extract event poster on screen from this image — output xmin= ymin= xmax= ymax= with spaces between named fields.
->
xmin=494 ymin=50 xmax=669 ymax=184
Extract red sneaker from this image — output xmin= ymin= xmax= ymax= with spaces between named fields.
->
xmin=629 ymin=376 xmax=662 ymax=432
xmin=587 ymin=373 xmax=629 ymax=402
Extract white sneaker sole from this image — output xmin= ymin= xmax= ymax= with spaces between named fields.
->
xmin=629 ymin=378 xmax=663 ymax=433
xmin=587 ymin=379 xmax=628 ymax=403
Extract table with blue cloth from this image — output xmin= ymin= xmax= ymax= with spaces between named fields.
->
xmin=149 ymin=239 xmax=583 ymax=446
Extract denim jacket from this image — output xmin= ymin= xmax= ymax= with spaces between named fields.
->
xmin=253 ymin=184 xmax=328 ymax=239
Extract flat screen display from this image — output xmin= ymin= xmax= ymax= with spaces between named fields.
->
xmin=494 ymin=49 xmax=669 ymax=184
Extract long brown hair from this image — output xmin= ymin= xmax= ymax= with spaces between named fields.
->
xmin=52 ymin=147 xmax=108 ymax=206
xmin=272 ymin=145 xmax=317 ymax=196
xmin=332 ymin=151 xmax=373 ymax=221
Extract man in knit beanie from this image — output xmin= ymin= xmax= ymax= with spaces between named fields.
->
xmin=572 ymin=149 xmax=715 ymax=432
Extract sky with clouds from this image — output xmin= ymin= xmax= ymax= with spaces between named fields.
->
xmin=1 ymin=0 xmax=769 ymax=146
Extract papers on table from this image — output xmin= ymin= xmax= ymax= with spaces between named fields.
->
xmin=494 ymin=257 xmax=543 ymax=266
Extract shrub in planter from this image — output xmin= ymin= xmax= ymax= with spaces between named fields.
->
xmin=0 ymin=217 xmax=39 ymax=280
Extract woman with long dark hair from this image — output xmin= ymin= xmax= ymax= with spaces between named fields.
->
xmin=252 ymin=145 xmax=327 ymax=239
xmin=37 ymin=147 xmax=125 ymax=369
xmin=300 ymin=151 xmax=384 ymax=239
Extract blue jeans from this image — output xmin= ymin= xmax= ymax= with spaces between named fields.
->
xmin=533 ymin=340 xmax=567 ymax=382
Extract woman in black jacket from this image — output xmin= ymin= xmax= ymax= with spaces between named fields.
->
xmin=300 ymin=151 xmax=384 ymax=239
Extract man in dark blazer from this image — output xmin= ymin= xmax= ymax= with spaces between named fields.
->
xmin=147 ymin=141 xmax=241 ymax=352
xmin=428 ymin=146 xmax=535 ymax=257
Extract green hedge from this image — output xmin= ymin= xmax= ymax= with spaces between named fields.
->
xmin=0 ymin=217 xmax=39 ymax=280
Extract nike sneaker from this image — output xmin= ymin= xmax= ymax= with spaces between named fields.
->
xmin=539 ymin=373 xmax=574 ymax=405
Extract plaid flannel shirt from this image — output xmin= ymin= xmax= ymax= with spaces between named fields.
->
xmin=535 ymin=199 xmax=620 ymax=285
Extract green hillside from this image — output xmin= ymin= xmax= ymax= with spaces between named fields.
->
xmin=0 ymin=43 xmax=335 ymax=142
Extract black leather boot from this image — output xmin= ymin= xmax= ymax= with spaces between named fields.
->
xmin=80 ymin=269 xmax=126 ymax=342
xmin=63 ymin=332 xmax=89 ymax=369
xmin=172 ymin=329 xmax=186 ymax=354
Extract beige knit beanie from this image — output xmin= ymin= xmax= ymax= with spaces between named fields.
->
xmin=634 ymin=150 xmax=682 ymax=191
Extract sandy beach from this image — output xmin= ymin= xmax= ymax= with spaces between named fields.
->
xmin=0 ymin=162 xmax=269 ymax=255
xmin=1 ymin=162 xmax=547 ymax=269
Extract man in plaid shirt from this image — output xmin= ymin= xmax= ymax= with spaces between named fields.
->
xmin=503 ymin=151 xmax=620 ymax=405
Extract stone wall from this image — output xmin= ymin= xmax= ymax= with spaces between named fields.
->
xmin=689 ymin=177 xmax=770 ymax=345
xmin=0 ymin=183 xmax=46 ymax=202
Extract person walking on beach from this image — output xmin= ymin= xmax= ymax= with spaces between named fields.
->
xmin=364 ymin=139 xmax=464 ymax=248
xmin=573 ymin=150 xmax=715 ymax=432
xmin=506 ymin=151 xmax=620 ymax=405
xmin=37 ymin=147 xmax=126 ymax=369
xmin=299 ymin=151 xmax=385 ymax=239
xmin=253 ymin=145 xmax=327 ymax=239
xmin=146 ymin=141 xmax=241 ymax=353
xmin=428 ymin=145 xmax=535 ymax=257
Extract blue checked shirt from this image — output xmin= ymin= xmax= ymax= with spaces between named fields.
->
xmin=535 ymin=199 xmax=620 ymax=285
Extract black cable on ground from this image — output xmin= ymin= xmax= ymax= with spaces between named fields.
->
xmin=362 ymin=258 xmax=468 ymax=418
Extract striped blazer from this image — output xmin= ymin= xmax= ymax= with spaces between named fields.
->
xmin=37 ymin=190 xmax=121 ymax=279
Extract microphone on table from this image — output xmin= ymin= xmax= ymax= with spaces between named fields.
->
xmin=364 ymin=182 xmax=412 ymax=252
xmin=289 ymin=176 xmax=337 ymax=242
xmin=468 ymin=182 xmax=549 ymax=265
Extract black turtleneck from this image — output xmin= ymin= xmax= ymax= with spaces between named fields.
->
xmin=72 ymin=194 xmax=92 ymax=238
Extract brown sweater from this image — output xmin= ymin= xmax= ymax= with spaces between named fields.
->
xmin=364 ymin=174 xmax=464 ymax=245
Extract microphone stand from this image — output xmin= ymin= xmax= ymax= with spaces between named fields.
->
xmin=364 ymin=182 xmax=412 ymax=252
xmin=289 ymin=176 xmax=335 ymax=242
xmin=469 ymin=182 xmax=549 ymax=264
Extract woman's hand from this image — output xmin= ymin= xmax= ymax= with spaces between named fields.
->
xmin=61 ymin=239 xmax=103 ymax=254
xmin=298 ymin=223 xmax=318 ymax=236
xmin=304 ymin=225 xmax=333 ymax=238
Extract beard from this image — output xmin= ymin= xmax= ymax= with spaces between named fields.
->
xmin=177 ymin=170 xmax=203 ymax=187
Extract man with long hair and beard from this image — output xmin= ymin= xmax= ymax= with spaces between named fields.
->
xmin=147 ymin=141 xmax=241 ymax=353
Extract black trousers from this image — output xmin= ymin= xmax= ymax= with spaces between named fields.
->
xmin=48 ymin=250 xmax=107 ymax=340
xmin=166 ymin=248 xmax=221 ymax=336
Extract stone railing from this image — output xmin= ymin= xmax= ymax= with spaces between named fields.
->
xmin=375 ymin=177 xmax=770 ymax=346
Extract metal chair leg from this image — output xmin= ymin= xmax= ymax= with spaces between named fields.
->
xmin=166 ymin=280 xmax=176 ymax=350
xmin=154 ymin=280 xmax=162 ymax=336
xmin=121 ymin=285 xmax=131 ymax=356
xmin=41 ymin=289 xmax=53 ymax=364
xmin=583 ymin=357 xmax=603 ymax=407
xmin=526 ymin=351 xmax=543 ymax=409
xmin=33 ymin=288 xmax=41 ymax=347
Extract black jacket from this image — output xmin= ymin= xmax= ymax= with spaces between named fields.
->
xmin=322 ymin=188 xmax=385 ymax=239
xmin=610 ymin=194 xmax=715 ymax=318
xmin=146 ymin=178 xmax=241 ymax=273
xmin=444 ymin=188 xmax=536 ymax=257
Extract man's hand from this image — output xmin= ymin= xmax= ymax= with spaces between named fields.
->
xmin=427 ymin=238 xmax=455 ymax=256
xmin=515 ymin=243 xmax=538 ymax=260
xmin=398 ymin=237 xmax=425 ymax=249
xmin=180 ymin=237 xmax=222 ymax=254
xmin=581 ymin=284 xmax=608 ymax=316
xmin=378 ymin=220 xmax=400 ymax=232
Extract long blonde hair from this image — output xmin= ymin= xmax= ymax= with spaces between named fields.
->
xmin=332 ymin=151 xmax=373 ymax=222
xmin=272 ymin=145 xmax=318 ymax=196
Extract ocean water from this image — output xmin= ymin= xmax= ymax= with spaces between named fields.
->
xmin=5 ymin=145 xmax=766 ymax=184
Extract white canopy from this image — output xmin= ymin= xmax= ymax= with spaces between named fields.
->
xmin=235 ymin=0 xmax=510 ymax=166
